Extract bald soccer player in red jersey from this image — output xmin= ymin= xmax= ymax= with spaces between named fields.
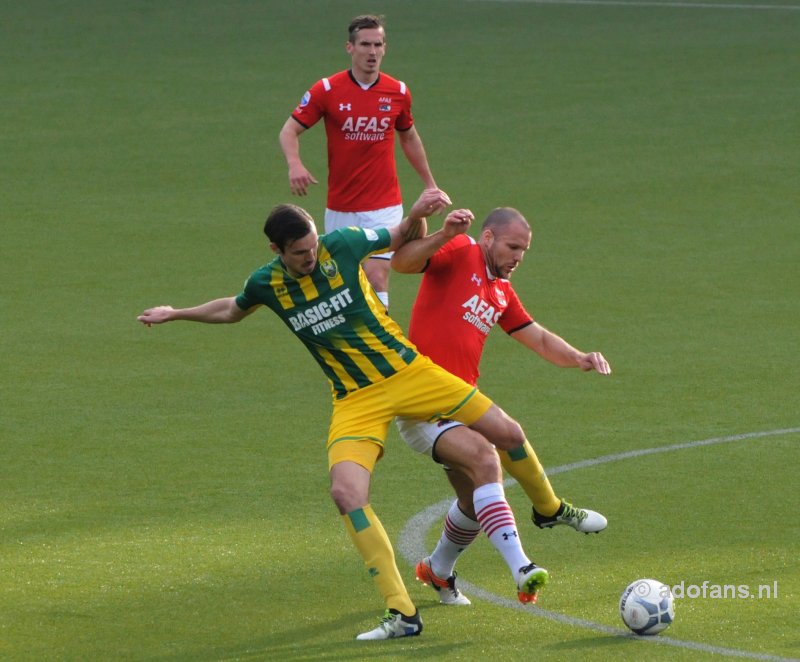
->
xmin=393 ymin=206 xmax=611 ymax=606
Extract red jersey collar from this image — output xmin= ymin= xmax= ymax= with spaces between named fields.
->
xmin=348 ymin=69 xmax=381 ymax=89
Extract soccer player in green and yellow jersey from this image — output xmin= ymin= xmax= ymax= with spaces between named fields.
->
xmin=236 ymin=210 xmax=416 ymax=399
xmin=138 ymin=189 xmax=549 ymax=640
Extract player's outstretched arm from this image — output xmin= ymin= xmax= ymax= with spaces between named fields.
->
xmin=510 ymin=322 xmax=612 ymax=374
xmin=391 ymin=208 xmax=473 ymax=273
xmin=137 ymin=297 xmax=256 ymax=327
xmin=278 ymin=118 xmax=318 ymax=196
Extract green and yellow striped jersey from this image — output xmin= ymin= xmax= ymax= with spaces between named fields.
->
xmin=235 ymin=227 xmax=418 ymax=399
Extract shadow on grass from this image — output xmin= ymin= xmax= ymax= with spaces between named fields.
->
xmin=545 ymin=631 xmax=693 ymax=660
xmin=546 ymin=633 xmax=633 ymax=654
xmin=147 ymin=608 xmax=471 ymax=661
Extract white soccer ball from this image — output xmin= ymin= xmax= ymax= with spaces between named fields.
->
xmin=619 ymin=578 xmax=675 ymax=635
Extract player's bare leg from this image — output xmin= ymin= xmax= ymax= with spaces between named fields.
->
xmin=471 ymin=405 xmax=607 ymax=534
xmin=434 ymin=426 xmax=548 ymax=604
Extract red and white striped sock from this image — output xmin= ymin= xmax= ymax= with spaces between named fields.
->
xmin=429 ymin=500 xmax=481 ymax=579
xmin=474 ymin=482 xmax=531 ymax=575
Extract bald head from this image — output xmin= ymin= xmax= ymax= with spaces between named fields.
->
xmin=479 ymin=207 xmax=532 ymax=279
xmin=481 ymin=207 xmax=530 ymax=235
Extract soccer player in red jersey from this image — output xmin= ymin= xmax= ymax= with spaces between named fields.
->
xmin=393 ymin=206 xmax=612 ymax=605
xmin=279 ymin=14 xmax=448 ymax=310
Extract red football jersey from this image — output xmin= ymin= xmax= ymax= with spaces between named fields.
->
xmin=291 ymin=70 xmax=414 ymax=213
xmin=408 ymin=234 xmax=534 ymax=386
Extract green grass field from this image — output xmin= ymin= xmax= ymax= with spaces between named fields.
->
xmin=2 ymin=1 xmax=799 ymax=660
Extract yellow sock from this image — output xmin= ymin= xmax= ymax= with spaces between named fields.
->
xmin=499 ymin=439 xmax=562 ymax=516
xmin=342 ymin=504 xmax=416 ymax=616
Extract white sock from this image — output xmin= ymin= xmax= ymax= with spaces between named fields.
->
xmin=474 ymin=482 xmax=531 ymax=577
xmin=376 ymin=291 xmax=389 ymax=308
xmin=429 ymin=500 xmax=481 ymax=578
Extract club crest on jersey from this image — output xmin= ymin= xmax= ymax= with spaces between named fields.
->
xmin=379 ymin=103 xmax=391 ymax=111
xmin=275 ymin=285 xmax=289 ymax=297
xmin=495 ymin=286 xmax=507 ymax=306
xmin=320 ymin=258 xmax=339 ymax=279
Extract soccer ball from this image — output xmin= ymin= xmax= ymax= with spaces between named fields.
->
xmin=619 ymin=578 xmax=675 ymax=635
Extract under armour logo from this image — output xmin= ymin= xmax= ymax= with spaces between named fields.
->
xmin=471 ymin=273 xmax=482 ymax=287
xmin=339 ymin=103 xmax=352 ymax=111
xmin=502 ymin=531 xmax=518 ymax=540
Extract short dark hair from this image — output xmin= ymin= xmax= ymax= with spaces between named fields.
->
xmin=482 ymin=207 xmax=530 ymax=234
xmin=263 ymin=204 xmax=315 ymax=251
xmin=348 ymin=14 xmax=385 ymax=42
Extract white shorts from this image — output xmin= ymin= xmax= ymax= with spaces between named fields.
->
xmin=325 ymin=205 xmax=403 ymax=260
xmin=395 ymin=416 xmax=464 ymax=463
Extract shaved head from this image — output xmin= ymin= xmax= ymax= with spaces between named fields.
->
xmin=479 ymin=207 xmax=532 ymax=279
xmin=481 ymin=207 xmax=530 ymax=235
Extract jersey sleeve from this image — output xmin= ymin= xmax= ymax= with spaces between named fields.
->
xmin=290 ymin=79 xmax=326 ymax=129
xmin=424 ymin=233 xmax=471 ymax=274
xmin=498 ymin=286 xmax=534 ymax=334
xmin=332 ymin=227 xmax=392 ymax=262
xmin=395 ymin=83 xmax=414 ymax=131
xmin=235 ymin=271 xmax=263 ymax=310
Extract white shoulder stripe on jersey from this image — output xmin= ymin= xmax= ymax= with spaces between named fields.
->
xmin=467 ymin=235 xmax=476 ymax=245
xmin=322 ymin=77 xmax=331 ymax=91
xmin=399 ymin=81 xmax=407 ymax=95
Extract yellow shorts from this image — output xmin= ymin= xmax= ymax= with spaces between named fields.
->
xmin=326 ymin=355 xmax=493 ymax=471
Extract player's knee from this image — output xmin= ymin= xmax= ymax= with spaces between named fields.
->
xmin=437 ymin=430 xmax=499 ymax=485
xmin=506 ymin=419 xmax=526 ymax=449
xmin=473 ymin=406 xmax=525 ymax=450
xmin=492 ymin=416 xmax=525 ymax=450
xmin=469 ymin=443 xmax=502 ymax=485
xmin=329 ymin=481 xmax=365 ymax=514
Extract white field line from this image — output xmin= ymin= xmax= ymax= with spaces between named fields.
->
xmin=398 ymin=427 xmax=800 ymax=661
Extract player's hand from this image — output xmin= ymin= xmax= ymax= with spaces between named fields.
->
xmin=429 ymin=187 xmax=452 ymax=215
xmin=410 ymin=188 xmax=452 ymax=219
xmin=443 ymin=209 xmax=474 ymax=237
xmin=288 ymin=164 xmax=318 ymax=196
xmin=137 ymin=306 xmax=175 ymax=327
xmin=578 ymin=351 xmax=611 ymax=375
